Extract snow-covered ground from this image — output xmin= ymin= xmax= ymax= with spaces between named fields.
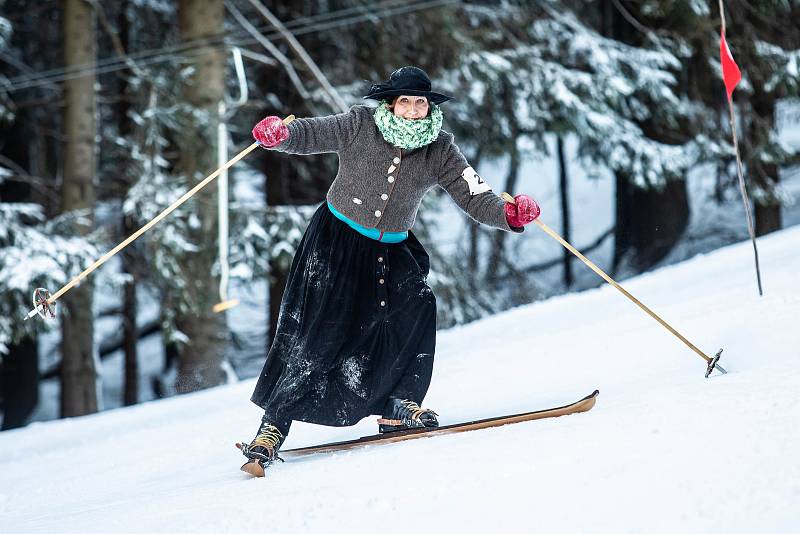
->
xmin=2 ymin=222 xmax=798 ymax=533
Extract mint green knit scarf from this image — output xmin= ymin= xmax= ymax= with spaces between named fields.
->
xmin=373 ymin=101 xmax=443 ymax=150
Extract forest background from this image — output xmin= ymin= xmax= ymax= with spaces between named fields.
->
xmin=0 ymin=0 xmax=798 ymax=430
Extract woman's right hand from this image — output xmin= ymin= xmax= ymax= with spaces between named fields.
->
xmin=252 ymin=116 xmax=290 ymax=148
xmin=504 ymin=193 xmax=541 ymax=229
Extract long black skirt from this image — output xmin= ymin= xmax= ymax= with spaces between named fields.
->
xmin=251 ymin=201 xmax=437 ymax=427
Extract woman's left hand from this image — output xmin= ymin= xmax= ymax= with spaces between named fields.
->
xmin=504 ymin=194 xmax=541 ymax=229
xmin=252 ymin=116 xmax=290 ymax=148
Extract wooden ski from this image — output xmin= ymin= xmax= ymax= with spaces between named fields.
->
xmin=278 ymin=390 xmax=599 ymax=458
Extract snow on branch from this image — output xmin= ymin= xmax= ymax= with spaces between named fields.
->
xmin=0 ymin=204 xmax=98 ymax=354
xmin=446 ymin=8 xmax=699 ymax=188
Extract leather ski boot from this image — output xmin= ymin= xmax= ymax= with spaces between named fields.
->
xmin=378 ymin=397 xmax=439 ymax=433
xmin=237 ymin=416 xmax=287 ymax=477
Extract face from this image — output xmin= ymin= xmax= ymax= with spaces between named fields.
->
xmin=390 ymin=95 xmax=430 ymax=120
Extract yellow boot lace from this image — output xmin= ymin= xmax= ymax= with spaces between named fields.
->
xmin=399 ymin=400 xmax=438 ymax=421
xmin=249 ymin=424 xmax=284 ymax=460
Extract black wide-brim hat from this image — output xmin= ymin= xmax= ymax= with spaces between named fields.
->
xmin=363 ymin=66 xmax=453 ymax=105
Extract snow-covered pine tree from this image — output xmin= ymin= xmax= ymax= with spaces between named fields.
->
xmin=118 ymin=0 xmax=322 ymax=394
xmin=716 ymin=1 xmax=800 ymax=234
xmin=604 ymin=0 xmax=800 ymax=236
xmin=439 ymin=1 xmax=707 ymax=282
xmin=0 ymin=14 xmax=11 ymax=182
xmin=0 ymin=15 xmax=10 ymax=133
xmin=60 ymin=0 xmax=99 ymax=417
xmin=0 ymin=9 xmax=96 ymax=424
xmin=120 ymin=68 xmax=230 ymax=394
xmin=0 ymin=205 xmax=99 ymax=355
xmin=0 ymin=10 xmax=97 ymax=427
xmin=0 ymin=204 xmax=95 ymax=428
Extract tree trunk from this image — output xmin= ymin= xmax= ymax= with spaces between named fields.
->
xmin=174 ymin=0 xmax=229 ymax=393
xmin=466 ymin=148 xmax=483 ymax=275
xmin=748 ymin=96 xmax=783 ymax=237
xmin=116 ymin=0 xmax=139 ymax=407
xmin=122 ymin=214 xmax=139 ymax=406
xmin=754 ymin=201 xmax=781 ymax=236
xmin=468 ymin=220 xmax=479 ymax=274
xmin=613 ymin=174 xmax=690 ymax=273
xmin=488 ymin=80 xmax=523 ymax=283
xmin=60 ymin=0 xmax=98 ymax=418
xmin=265 ymin=158 xmax=294 ymax=346
xmin=603 ymin=0 xmax=690 ymax=275
xmin=1 ymin=336 xmax=39 ymax=430
xmin=488 ymin=143 xmax=520 ymax=280
xmin=557 ymin=136 xmax=573 ymax=288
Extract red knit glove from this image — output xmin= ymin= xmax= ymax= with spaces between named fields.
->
xmin=252 ymin=116 xmax=289 ymax=148
xmin=504 ymin=194 xmax=541 ymax=229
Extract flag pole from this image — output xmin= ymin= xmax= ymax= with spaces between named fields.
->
xmin=719 ymin=0 xmax=763 ymax=296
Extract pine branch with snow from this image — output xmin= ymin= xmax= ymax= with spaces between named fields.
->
xmin=0 ymin=204 xmax=98 ymax=355
xmin=442 ymin=5 xmax=708 ymax=190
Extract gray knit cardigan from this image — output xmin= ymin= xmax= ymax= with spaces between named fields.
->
xmin=268 ymin=104 xmax=523 ymax=234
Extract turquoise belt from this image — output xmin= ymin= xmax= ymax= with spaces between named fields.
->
xmin=326 ymin=201 xmax=408 ymax=243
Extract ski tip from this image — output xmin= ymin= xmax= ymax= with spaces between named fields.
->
xmin=240 ymin=460 xmax=266 ymax=478
xmin=576 ymin=390 xmax=600 ymax=413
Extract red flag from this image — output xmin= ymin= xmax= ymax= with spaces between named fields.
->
xmin=720 ymin=31 xmax=741 ymax=102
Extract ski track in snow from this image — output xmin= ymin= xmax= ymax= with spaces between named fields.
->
xmin=1 ymin=227 xmax=799 ymax=533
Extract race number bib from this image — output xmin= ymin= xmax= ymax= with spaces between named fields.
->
xmin=461 ymin=166 xmax=492 ymax=196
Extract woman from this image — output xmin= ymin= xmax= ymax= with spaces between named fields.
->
xmin=239 ymin=66 xmax=541 ymax=476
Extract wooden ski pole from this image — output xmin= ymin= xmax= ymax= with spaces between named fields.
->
xmin=23 ymin=115 xmax=295 ymax=321
xmin=501 ymin=192 xmax=726 ymax=377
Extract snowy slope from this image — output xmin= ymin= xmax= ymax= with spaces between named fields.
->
xmin=2 ymin=226 xmax=799 ymax=534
